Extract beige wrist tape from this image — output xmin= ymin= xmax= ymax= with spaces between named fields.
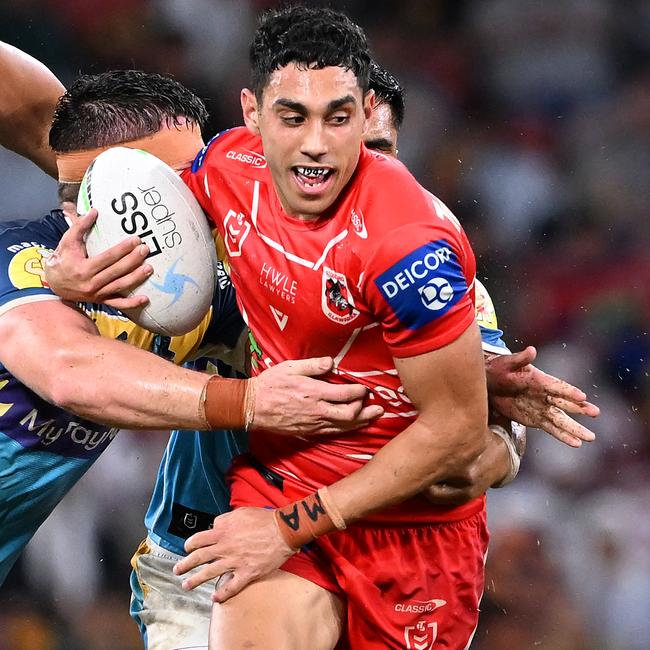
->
xmin=200 ymin=375 xmax=249 ymax=430
xmin=274 ymin=487 xmax=346 ymax=551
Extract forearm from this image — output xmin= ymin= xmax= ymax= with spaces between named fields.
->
xmin=436 ymin=410 xmax=514 ymax=489
xmin=416 ymin=351 xmax=512 ymax=504
xmin=2 ymin=303 xmax=245 ymax=431
xmin=420 ymin=433 xmax=507 ymax=506
xmin=327 ymin=328 xmax=488 ymax=522
xmin=467 ymin=429 xmax=509 ymax=489
xmin=328 ymin=415 xmax=488 ymax=523
xmin=273 ymin=325 xmax=490 ymax=538
xmin=0 ymin=42 xmax=63 ymax=177
xmin=44 ymin=331 xmax=212 ymax=429
xmin=466 ymin=421 xmax=512 ymax=488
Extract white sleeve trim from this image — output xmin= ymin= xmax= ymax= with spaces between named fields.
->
xmin=0 ymin=294 xmax=61 ymax=318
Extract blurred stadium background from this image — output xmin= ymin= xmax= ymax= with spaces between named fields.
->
xmin=0 ymin=1 xmax=648 ymax=648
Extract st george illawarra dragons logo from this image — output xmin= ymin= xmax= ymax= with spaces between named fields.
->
xmin=321 ymin=267 xmax=360 ymax=325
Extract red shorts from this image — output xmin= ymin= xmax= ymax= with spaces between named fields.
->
xmin=230 ymin=458 xmax=490 ymax=649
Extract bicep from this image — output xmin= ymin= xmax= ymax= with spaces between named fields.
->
xmin=0 ymin=300 xmax=97 ymax=387
xmin=394 ymin=320 xmax=487 ymax=427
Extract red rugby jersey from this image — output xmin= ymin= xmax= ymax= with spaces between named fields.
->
xmin=184 ymin=127 xmax=483 ymax=523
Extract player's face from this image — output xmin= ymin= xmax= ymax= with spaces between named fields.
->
xmin=363 ymin=102 xmax=398 ymax=158
xmin=241 ymin=63 xmax=373 ymax=220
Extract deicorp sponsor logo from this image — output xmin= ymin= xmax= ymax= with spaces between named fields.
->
xmin=380 ymin=245 xmax=452 ymax=298
xmin=375 ymin=240 xmax=467 ymax=329
xmin=418 ymin=277 xmax=454 ymax=311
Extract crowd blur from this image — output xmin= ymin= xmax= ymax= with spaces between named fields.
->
xmin=0 ymin=1 xmax=647 ymax=648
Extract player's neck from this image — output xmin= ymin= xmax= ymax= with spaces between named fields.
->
xmin=273 ymin=184 xmax=322 ymax=222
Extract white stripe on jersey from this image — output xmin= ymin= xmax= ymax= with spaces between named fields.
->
xmin=249 ymin=180 xmax=350 ymax=271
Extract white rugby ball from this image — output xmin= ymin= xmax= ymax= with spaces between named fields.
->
xmin=77 ymin=147 xmax=217 ymax=336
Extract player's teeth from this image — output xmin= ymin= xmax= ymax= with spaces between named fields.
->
xmin=298 ymin=167 xmax=327 ymax=177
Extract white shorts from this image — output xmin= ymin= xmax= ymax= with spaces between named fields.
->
xmin=130 ymin=536 xmax=214 ymax=650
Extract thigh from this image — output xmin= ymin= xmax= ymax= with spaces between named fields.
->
xmin=130 ymin=537 xmax=214 ymax=650
xmin=209 ymin=568 xmax=344 ymax=650
xmin=322 ymin=511 xmax=489 ymax=649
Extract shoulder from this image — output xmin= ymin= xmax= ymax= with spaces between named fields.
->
xmin=356 ymin=147 xmax=418 ymax=196
xmin=0 ymin=211 xmax=67 ymax=250
xmin=0 ymin=212 xmax=68 ymax=315
xmin=354 ymin=150 xmax=467 ymax=253
xmin=353 ymin=154 xmax=476 ymax=306
xmin=191 ymin=127 xmax=265 ymax=176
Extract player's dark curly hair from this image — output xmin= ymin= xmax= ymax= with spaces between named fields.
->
xmin=249 ymin=5 xmax=371 ymax=101
xmin=369 ymin=62 xmax=405 ymax=130
xmin=49 ymin=69 xmax=208 ymax=153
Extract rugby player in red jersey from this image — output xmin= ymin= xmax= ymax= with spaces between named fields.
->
xmin=170 ymin=7 xmax=596 ymax=648
xmin=36 ymin=57 xmax=598 ymax=648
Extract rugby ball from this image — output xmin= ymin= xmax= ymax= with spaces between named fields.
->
xmin=77 ymin=147 xmax=217 ymax=336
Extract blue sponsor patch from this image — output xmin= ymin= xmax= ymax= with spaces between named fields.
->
xmin=375 ymin=240 xmax=467 ymax=329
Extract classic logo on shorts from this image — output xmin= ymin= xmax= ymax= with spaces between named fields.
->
xmin=226 ymin=149 xmax=267 ymax=169
xmin=375 ymin=240 xmax=467 ymax=330
xmin=321 ymin=267 xmax=360 ymax=325
xmin=224 ymin=209 xmax=250 ymax=257
xmin=395 ymin=598 xmax=447 ymax=614
xmin=404 ymin=620 xmax=438 ymax=650
xmin=7 ymin=245 xmax=53 ymax=289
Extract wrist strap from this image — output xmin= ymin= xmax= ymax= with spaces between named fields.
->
xmin=490 ymin=423 xmax=525 ymax=488
xmin=200 ymin=375 xmax=249 ymax=429
xmin=274 ymin=489 xmax=345 ymax=551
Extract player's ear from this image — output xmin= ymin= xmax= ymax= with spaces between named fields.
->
xmin=363 ymin=89 xmax=375 ymax=122
xmin=241 ymin=88 xmax=260 ymax=136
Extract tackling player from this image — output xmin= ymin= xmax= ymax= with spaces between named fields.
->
xmin=165 ymin=7 xmax=599 ymax=649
